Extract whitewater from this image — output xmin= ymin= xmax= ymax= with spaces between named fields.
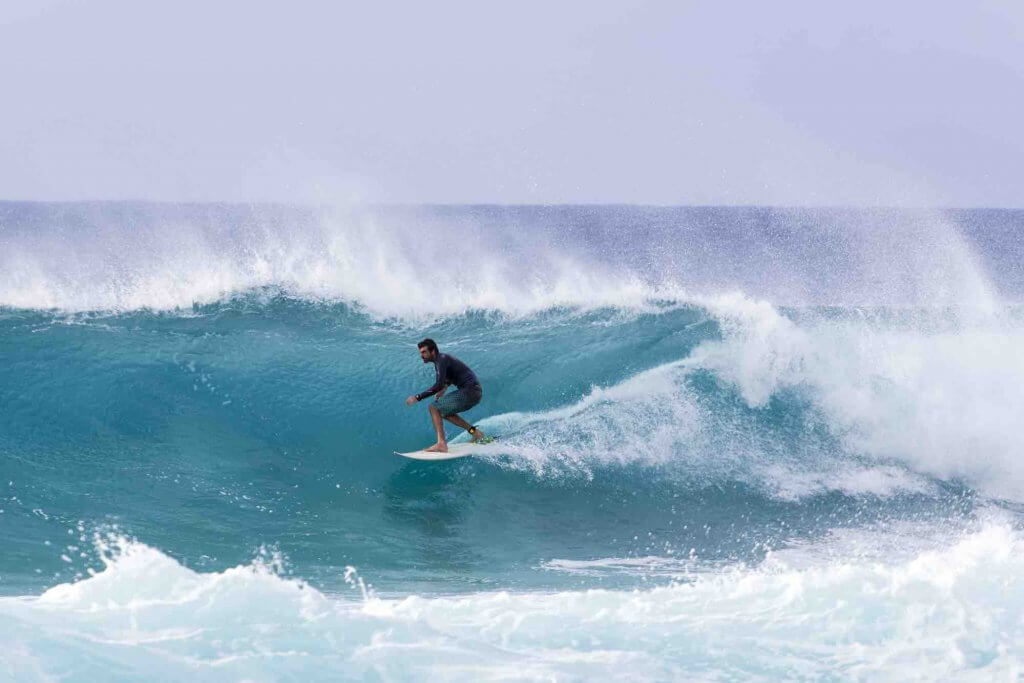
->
xmin=1 ymin=202 xmax=1023 ymax=680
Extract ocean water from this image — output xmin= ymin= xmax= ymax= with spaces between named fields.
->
xmin=1 ymin=202 xmax=1023 ymax=680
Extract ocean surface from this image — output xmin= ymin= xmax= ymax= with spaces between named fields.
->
xmin=1 ymin=202 xmax=1023 ymax=680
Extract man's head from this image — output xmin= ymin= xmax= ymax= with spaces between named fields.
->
xmin=418 ymin=338 xmax=438 ymax=363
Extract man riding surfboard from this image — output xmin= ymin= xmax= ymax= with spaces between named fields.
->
xmin=405 ymin=338 xmax=486 ymax=452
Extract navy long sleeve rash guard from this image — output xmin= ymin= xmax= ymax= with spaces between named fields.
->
xmin=416 ymin=353 xmax=480 ymax=401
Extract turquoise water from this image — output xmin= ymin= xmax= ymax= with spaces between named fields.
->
xmin=2 ymin=203 xmax=1023 ymax=679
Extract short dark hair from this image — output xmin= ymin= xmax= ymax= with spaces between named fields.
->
xmin=417 ymin=338 xmax=438 ymax=352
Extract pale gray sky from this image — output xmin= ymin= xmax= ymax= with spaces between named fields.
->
xmin=1 ymin=0 xmax=1022 ymax=205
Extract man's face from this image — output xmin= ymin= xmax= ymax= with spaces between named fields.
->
xmin=419 ymin=346 xmax=435 ymax=363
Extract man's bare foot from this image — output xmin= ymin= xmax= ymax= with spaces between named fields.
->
xmin=470 ymin=430 xmax=486 ymax=442
xmin=425 ymin=442 xmax=448 ymax=453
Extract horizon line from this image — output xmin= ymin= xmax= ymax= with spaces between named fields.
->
xmin=2 ymin=198 xmax=1023 ymax=212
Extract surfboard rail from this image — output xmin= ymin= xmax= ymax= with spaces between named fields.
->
xmin=393 ymin=441 xmax=497 ymax=461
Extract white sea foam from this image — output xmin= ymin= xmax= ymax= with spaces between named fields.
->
xmin=695 ymin=292 xmax=1024 ymax=500
xmin=1 ymin=524 xmax=1021 ymax=681
xmin=540 ymin=555 xmax=701 ymax=577
xmin=472 ymin=289 xmax=1024 ymax=501
xmin=472 ymin=331 xmax=934 ymax=497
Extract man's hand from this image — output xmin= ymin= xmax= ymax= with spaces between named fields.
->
xmin=435 ymin=387 xmax=446 ymax=400
xmin=405 ymin=395 xmax=417 ymax=406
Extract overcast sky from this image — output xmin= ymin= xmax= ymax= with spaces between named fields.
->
xmin=1 ymin=0 xmax=1021 ymax=206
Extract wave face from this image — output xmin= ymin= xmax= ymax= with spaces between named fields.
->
xmin=2 ymin=203 xmax=1024 ymax=679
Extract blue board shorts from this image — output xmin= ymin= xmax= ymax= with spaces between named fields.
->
xmin=434 ymin=385 xmax=482 ymax=417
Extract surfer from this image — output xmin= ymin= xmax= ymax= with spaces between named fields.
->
xmin=405 ymin=338 xmax=485 ymax=452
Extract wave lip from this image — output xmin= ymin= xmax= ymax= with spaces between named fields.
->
xmin=0 ymin=203 xmax=693 ymax=318
xmin=2 ymin=203 xmax=1015 ymax=316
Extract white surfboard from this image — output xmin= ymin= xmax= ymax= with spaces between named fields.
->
xmin=393 ymin=441 xmax=498 ymax=461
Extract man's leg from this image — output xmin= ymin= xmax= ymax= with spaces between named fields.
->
xmin=443 ymin=413 xmax=485 ymax=441
xmin=424 ymin=403 xmax=448 ymax=452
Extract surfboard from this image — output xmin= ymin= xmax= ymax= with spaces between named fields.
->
xmin=393 ymin=441 xmax=497 ymax=461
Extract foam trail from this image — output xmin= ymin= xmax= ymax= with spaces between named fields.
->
xmin=469 ymin=291 xmax=1024 ymax=501
xmin=476 ymin=352 xmax=933 ymax=498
